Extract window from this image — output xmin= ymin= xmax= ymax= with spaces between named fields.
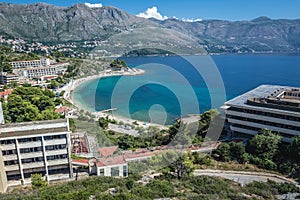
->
xmin=44 ymin=136 xmax=53 ymax=140
xmin=7 ymin=174 xmax=22 ymax=181
xmin=47 ymin=156 xmax=55 ymax=160
xmin=1 ymin=139 xmax=15 ymax=145
xmin=18 ymin=138 xmax=29 ymax=143
xmin=123 ymin=166 xmax=127 ymax=177
xmin=18 ymin=137 xmax=41 ymax=143
xmin=111 ymin=167 xmax=119 ymax=177
xmin=4 ymin=160 xmax=19 ymax=166
xmin=48 ymin=168 xmax=69 ymax=175
xmin=22 ymin=158 xmax=32 ymax=163
xmin=20 ymin=148 xmax=30 ymax=153
xmin=20 ymin=147 xmax=42 ymax=153
xmin=46 ymin=146 xmax=54 ymax=151
xmin=99 ymin=169 xmax=105 ymax=176
xmin=2 ymin=149 xmax=16 ymax=155
xmin=47 ymin=154 xmax=67 ymax=160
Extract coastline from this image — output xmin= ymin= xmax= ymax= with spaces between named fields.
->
xmin=61 ymin=68 xmax=169 ymax=130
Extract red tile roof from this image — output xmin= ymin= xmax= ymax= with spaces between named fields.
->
xmin=55 ymin=106 xmax=70 ymax=113
xmin=124 ymin=151 xmax=155 ymax=160
xmin=95 ymin=143 xmax=220 ymax=167
xmin=0 ymin=89 xmax=13 ymax=98
xmin=98 ymin=146 xmax=118 ymax=157
xmin=97 ymin=155 xmax=126 ymax=167
xmin=40 ymin=75 xmax=57 ymax=79
xmin=72 ymin=159 xmax=89 ymax=164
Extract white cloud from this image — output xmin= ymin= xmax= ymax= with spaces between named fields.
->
xmin=182 ymin=18 xmax=202 ymax=22
xmin=137 ymin=6 xmax=168 ymax=21
xmin=84 ymin=2 xmax=103 ymax=8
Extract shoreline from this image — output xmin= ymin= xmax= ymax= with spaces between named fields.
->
xmin=62 ymin=68 xmax=146 ymax=105
xmin=61 ymin=68 xmax=169 ymax=130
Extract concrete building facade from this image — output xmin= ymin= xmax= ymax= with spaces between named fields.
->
xmin=96 ymin=155 xmax=128 ymax=177
xmin=18 ymin=63 xmax=67 ymax=79
xmin=221 ymin=85 xmax=300 ymax=142
xmin=19 ymin=66 xmax=57 ymax=79
xmin=0 ymin=119 xmax=73 ymax=193
xmin=9 ymin=58 xmax=50 ymax=69
xmin=0 ymin=103 xmax=4 ymax=125
xmin=0 ymin=72 xmax=19 ymax=85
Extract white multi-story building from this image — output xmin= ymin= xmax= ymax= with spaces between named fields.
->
xmin=18 ymin=63 xmax=67 ymax=79
xmin=0 ymin=103 xmax=4 ymax=125
xmin=19 ymin=66 xmax=57 ymax=79
xmin=221 ymin=85 xmax=300 ymax=142
xmin=0 ymin=72 xmax=19 ymax=85
xmin=0 ymin=118 xmax=73 ymax=193
xmin=9 ymin=58 xmax=50 ymax=69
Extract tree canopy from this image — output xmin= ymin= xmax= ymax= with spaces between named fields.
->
xmin=30 ymin=174 xmax=47 ymax=190
xmin=170 ymin=151 xmax=195 ymax=179
xmin=0 ymin=52 xmax=13 ymax=73
xmin=110 ymin=59 xmax=128 ymax=69
xmin=247 ymin=129 xmax=281 ymax=160
xmin=3 ymin=86 xmax=61 ymax=123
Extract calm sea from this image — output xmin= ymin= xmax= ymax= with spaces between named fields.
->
xmin=72 ymin=55 xmax=300 ymax=125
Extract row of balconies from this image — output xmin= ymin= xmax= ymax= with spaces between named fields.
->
xmin=1 ymin=138 xmax=66 ymax=151
xmin=3 ymin=149 xmax=68 ymax=162
xmin=11 ymin=63 xmax=41 ymax=68
xmin=5 ymin=158 xmax=69 ymax=171
xmin=230 ymin=125 xmax=292 ymax=143
xmin=228 ymin=107 xmax=300 ymax=122
xmin=28 ymin=70 xmax=56 ymax=74
xmin=226 ymin=110 xmax=300 ymax=127
xmin=228 ymin=118 xmax=300 ymax=137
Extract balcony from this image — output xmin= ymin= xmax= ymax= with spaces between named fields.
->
xmin=46 ymin=149 xmax=68 ymax=156
xmin=18 ymin=141 xmax=42 ymax=149
xmin=47 ymin=159 xmax=69 ymax=166
xmin=0 ymin=144 xmax=16 ymax=151
xmin=2 ymin=154 xmax=18 ymax=161
xmin=44 ymin=138 xmax=66 ymax=146
xmin=22 ymin=162 xmax=45 ymax=169
xmin=20 ymin=152 xmax=43 ymax=159
xmin=5 ymin=164 xmax=20 ymax=171
xmin=48 ymin=174 xmax=70 ymax=181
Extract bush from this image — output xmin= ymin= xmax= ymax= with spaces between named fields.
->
xmin=31 ymin=174 xmax=47 ymax=190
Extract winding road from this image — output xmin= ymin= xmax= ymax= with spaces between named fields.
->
xmin=194 ymin=169 xmax=298 ymax=187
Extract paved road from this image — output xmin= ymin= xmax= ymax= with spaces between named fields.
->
xmin=194 ymin=169 xmax=298 ymax=187
xmin=108 ymin=123 xmax=140 ymax=137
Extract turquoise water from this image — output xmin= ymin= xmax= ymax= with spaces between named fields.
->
xmin=73 ymin=55 xmax=300 ymax=125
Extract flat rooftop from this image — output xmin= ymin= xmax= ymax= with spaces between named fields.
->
xmin=0 ymin=119 xmax=69 ymax=138
xmin=224 ymin=85 xmax=300 ymax=114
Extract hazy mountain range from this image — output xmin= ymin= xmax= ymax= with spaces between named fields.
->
xmin=0 ymin=2 xmax=300 ymax=54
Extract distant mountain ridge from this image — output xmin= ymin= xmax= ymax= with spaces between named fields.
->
xmin=0 ymin=3 xmax=155 ymax=41
xmin=0 ymin=3 xmax=300 ymax=53
xmin=156 ymin=17 xmax=300 ymax=53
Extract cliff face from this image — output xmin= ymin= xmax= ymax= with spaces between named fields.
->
xmin=1 ymin=3 xmax=300 ymax=53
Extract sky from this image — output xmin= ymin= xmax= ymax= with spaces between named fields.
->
xmin=1 ymin=0 xmax=300 ymax=21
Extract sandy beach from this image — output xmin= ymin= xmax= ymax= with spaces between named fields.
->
xmin=61 ymin=68 xmax=145 ymax=105
xmin=61 ymin=68 xmax=169 ymax=130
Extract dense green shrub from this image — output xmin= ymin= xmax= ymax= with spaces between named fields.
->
xmin=0 ymin=174 xmax=297 ymax=200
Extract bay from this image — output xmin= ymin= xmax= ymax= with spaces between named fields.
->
xmin=72 ymin=55 xmax=300 ymax=125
